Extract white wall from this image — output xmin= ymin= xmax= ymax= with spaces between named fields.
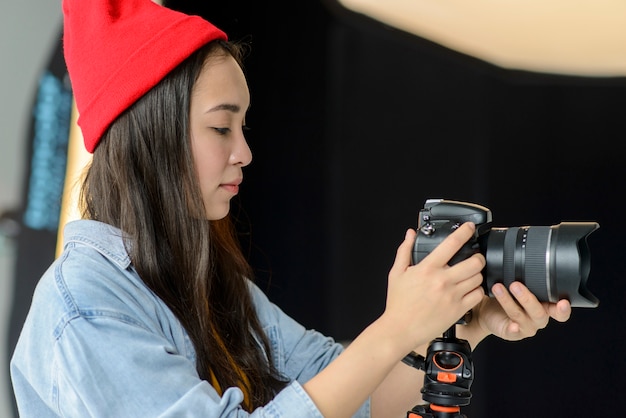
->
xmin=0 ymin=1 xmax=62 ymax=416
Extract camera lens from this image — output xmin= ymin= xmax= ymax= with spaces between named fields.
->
xmin=483 ymin=222 xmax=599 ymax=308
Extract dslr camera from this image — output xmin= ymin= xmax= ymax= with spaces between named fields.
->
xmin=412 ymin=198 xmax=599 ymax=308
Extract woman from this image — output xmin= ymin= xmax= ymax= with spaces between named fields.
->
xmin=10 ymin=0 xmax=571 ymax=417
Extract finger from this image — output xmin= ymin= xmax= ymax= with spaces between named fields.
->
xmin=547 ymin=299 xmax=572 ymax=322
xmin=508 ymin=282 xmax=550 ymax=327
xmin=458 ymin=272 xmax=486 ymax=302
xmin=491 ymin=282 xmax=528 ymax=325
xmin=461 ymin=284 xmax=487 ymax=313
xmin=424 ymin=222 xmax=476 ymax=266
xmin=389 ymin=229 xmax=417 ymax=277
xmin=447 ymin=252 xmax=486 ymax=283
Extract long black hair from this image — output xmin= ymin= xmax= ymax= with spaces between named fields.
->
xmin=80 ymin=40 xmax=287 ymax=411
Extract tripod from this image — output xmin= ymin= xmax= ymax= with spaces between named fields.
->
xmin=403 ymin=323 xmax=474 ymax=418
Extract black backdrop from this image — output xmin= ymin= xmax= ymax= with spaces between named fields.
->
xmin=9 ymin=1 xmax=626 ymax=417
xmin=165 ymin=2 xmax=626 ymax=416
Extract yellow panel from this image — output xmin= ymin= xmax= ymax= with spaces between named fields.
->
xmin=56 ymin=99 xmax=92 ymax=258
xmin=336 ymin=0 xmax=626 ymax=76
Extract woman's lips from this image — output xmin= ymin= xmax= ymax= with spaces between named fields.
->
xmin=221 ymin=179 xmax=242 ymax=194
xmin=221 ymin=184 xmax=239 ymax=194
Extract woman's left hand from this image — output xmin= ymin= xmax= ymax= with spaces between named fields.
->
xmin=471 ymin=281 xmax=572 ymax=342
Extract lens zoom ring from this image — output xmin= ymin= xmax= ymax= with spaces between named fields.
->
xmin=502 ymin=227 xmax=517 ymax=284
xmin=524 ymin=227 xmax=550 ymax=301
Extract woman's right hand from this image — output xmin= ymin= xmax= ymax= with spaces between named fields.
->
xmin=381 ymin=222 xmax=486 ymax=354
xmin=302 ymin=222 xmax=485 ymax=418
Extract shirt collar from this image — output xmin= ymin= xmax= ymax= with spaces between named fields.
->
xmin=62 ymin=219 xmax=132 ymax=270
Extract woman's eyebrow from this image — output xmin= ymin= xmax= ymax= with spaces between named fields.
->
xmin=205 ymin=103 xmax=241 ymax=113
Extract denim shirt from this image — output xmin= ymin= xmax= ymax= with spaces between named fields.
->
xmin=10 ymin=220 xmax=371 ymax=417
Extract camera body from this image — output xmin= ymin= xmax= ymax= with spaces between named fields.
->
xmin=412 ymin=199 xmax=491 ymax=267
xmin=412 ymin=198 xmax=599 ymax=308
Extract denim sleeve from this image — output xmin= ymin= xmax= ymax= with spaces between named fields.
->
xmin=47 ymin=289 xmax=370 ymax=417
xmin=248 ymin=282 xmax=371 ymax=418
xmin=52 ymin=313 xmax=336 ymax=418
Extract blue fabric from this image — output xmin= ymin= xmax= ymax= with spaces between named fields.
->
xmin=23 ymin=70 xmax=72 ymax=232
xmin=11 ymin=219 xmax=371 ymax=417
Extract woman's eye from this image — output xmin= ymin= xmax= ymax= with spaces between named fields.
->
xmin=213 ymin=127 xmax=230 ymax=135
xmin=212 ymin=126 xmax=250 ymax=135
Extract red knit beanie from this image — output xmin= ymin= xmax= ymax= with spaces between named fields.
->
xmin=62 ymin=0 xmax=228 ymax=153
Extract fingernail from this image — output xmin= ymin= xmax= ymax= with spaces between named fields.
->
xmin=492 ymin=284 xmax=504 ymax=297
xmin=510 ymin=282 xmax=522 ymax=296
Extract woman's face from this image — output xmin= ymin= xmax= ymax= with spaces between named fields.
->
xmin=189 ymin=52 xmax=252 ymax=220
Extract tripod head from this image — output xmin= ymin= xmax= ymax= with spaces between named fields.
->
xmin=403 ymin=325 xmax=474 ymax=418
